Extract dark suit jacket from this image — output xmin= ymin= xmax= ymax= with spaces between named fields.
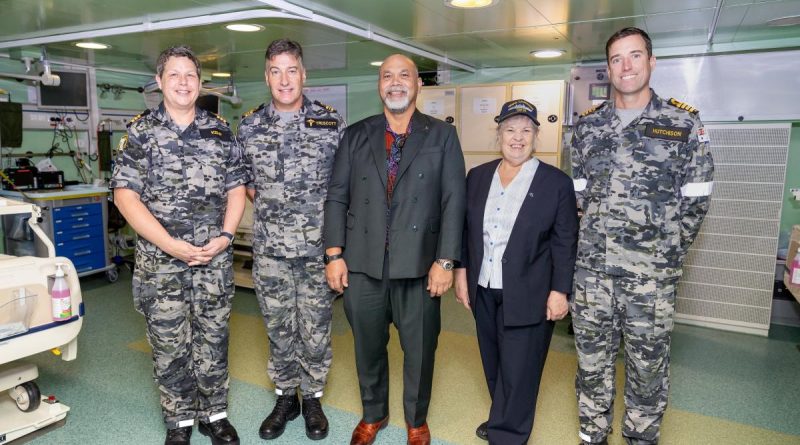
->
xmin=324 ymin=110 xmax=466 ymax=280
xmin=461 ymin=159 xmax=578 ymax=326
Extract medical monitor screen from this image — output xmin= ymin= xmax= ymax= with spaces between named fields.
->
xmin=38 ymin=71 xmax=90 ymax=110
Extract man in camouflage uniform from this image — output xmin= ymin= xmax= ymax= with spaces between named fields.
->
xmin=569 ymin=28 xmax=714 ymax=445
xmin=111 ymin=45 xmax=246 ymax=445
xmin=236 ymin=39 xmax=345 ymax=441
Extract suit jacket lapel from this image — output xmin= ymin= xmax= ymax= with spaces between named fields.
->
xmin=396 ymin=111 xmax=429 ymax=183
xmin=507 ymin=162 xmax=545 ymax=242
xmin=366 ymin=116 xmax=388 ymax=188
xmin=474 ymin=159 xmax=500 ymax=247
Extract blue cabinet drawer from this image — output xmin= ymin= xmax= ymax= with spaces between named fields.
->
xmin=52 ymin=203 xmax=102 ymax=219
xmin=72 ymin=256 xmax=106 ymax=274
xmin=53 ymin=215 xmax=102 ymax=232
xmin=54 ymin=224 xmax=104 ymax=243
xmin=56 ymin=236 xmax=105 ymax=251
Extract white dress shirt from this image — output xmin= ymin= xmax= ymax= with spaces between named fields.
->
xmin=478 ymin=157 xmax=539 ymax=289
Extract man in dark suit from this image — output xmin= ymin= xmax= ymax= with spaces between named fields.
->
xmin=324 ymin=54 xmax=466 ymax=445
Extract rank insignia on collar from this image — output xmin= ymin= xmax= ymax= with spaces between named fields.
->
xmin=314 ymin=100 xmax=336 ymax=113
xmin=210 ymin=112 xmax=228 ymax=126
xmin=580 ymin=102 xmax=605 ymax=117
xmin=242 ymin=104 xmax=264 ymax=119
xmin=126 ymin=109 xmax=151 ymax=127
xmin=305 ymin=117 xmax=339 ymax=129
xmin=668 ymin=98 xmax=699 ymax=115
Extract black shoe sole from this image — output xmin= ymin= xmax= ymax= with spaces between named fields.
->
xmin=258 ymin=410 xmax=300 ymax=440
xmin=198 ymin=423 xmax=240 ymax=445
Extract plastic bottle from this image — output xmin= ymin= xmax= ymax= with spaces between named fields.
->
xmin=51 ymin=263 xmax=72 ymax=321
xmin=791 ymin=252 xmax=800 ymax=285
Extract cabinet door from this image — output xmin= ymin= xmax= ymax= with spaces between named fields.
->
xmin=511 ymin=80 xmax=566 ymax=167
xmin=417 ymin=87 xmax=458 ymax=131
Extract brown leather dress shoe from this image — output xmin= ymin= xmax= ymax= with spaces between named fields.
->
xmin=350 ymin=417 xmax=389 ymax=445
xmin=406 ymin=422 xmax=431 ymax=445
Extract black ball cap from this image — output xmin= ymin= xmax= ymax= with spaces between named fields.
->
xmin=494 ymin=99 xmax=540 ymax=126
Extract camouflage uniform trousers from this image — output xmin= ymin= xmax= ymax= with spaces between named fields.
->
xmin=252 ymin=254 xmax=334 ymax=397
xmin=132 ymin=266 xmax=234 ymax=429
xmin=571 ymin=267 xmax=677 ymax=445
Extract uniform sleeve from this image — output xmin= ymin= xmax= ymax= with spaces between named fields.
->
xmin=679 ymin=116 xmax=714 ymax=251
xmin=109 ymin=125 xmax=147 ymax=194
xmin=225 ymin=130 xmax=248 ymax=191
xmin=569 ymin=125 xmax=588 ymax=210
xmin=337 ymin=113 xmax=347 ymax=143
xmin=235 ymin=122 xmax=255 ymax=189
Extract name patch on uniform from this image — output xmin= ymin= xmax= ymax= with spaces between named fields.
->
xmin=644 ymin=124 xmax=689 ymax=142
xmin=305 ymin=118 xmax=339 ymax=130
xmin=199 ymin=128 xmax=232 ymax=141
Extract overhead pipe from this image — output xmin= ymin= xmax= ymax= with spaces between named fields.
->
xmin=706 ymin=0 xmax=725 ymax=49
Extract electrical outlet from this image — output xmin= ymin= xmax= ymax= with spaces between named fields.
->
xmin=790 ymin=188 xmax=800 ymax=200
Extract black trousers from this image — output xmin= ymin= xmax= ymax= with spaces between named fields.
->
xmin=344 ymin=259 xmax=441 ymax=427
xmin=476 ymin=286 xmax=554 ymax=445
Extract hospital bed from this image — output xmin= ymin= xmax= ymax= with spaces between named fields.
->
xmin=0 ymin=196 xmax=83 ymax=443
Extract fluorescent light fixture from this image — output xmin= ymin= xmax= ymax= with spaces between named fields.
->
xmin=225 ymin=23 xmax=264 ymax=32
xmin=444 ymin=0 xmax=497 ymax=9
xmin=212 ymin=72 xmax=231 ymax=78
xmin=370 ymin=61 xmax=383 ymax=67
xmin=531 ymin=49 xmax=565 ymax=59
xmin=75 ymin=42 xmax=110 ymax=50
xmin=767 ymin=15 xmax=800 ymax=27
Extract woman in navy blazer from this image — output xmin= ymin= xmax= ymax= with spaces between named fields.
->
xmin=455 ymin=99 xmax=578 ymax=445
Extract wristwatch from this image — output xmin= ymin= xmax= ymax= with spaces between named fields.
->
xmin=323 ymin=253 xmax=343 ymax=265
xmin=220 ymin=231 xmax=234 ymax=246
xmin=435 ymin=259 xmax=454 ymax=271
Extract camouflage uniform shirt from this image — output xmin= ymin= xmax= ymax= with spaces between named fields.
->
xmin=238 ymin=96 xmax=345 ymax=258
xmin=110 ymin=103 xmax=247 ymax=273
xmin=570 ymin=90 xmax=714 ymax=280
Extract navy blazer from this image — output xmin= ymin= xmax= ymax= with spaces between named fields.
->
xmin=461 ymin=159 xmax=578 ymax=326
xmin=324 ymin=110 xmax=466 ymax=280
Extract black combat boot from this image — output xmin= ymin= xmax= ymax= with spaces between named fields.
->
xmin=198 ymin=418 xmax=239 ymax=445
xmin=164 ymin=426 xmax=192 ymax=445
xmin=259 ymin=393 xmax=301 ymax=440
xmin=302 ymin=396 xmax=329 ymax=440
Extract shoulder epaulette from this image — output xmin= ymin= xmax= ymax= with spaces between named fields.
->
xmin=579 ymin=102 xmax=605 ymax=117
xmin=314 ymin=100 xmax=337 ymax=114
xmin=667 ymin=98 xmax=699 ymax=115
xmin=241 ymin=104 xmax=264 ymax=120
xmin=210 ymin=112 xmax=229 ymax=126
xmin=126 ymin=109 xmax=151 ymax=128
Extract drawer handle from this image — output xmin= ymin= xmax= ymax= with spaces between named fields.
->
xmin=71 ymin=212 xmax=90 ymax=217
xmin=74 ymin=250 xmax=92 ymax=256
xmin=71 ymin=223 xmax=90 ymax=229
xmin=73 ymin=234 xmax=91 ymax=240
xmin=76 ymin=266 xmax=93 ymax=273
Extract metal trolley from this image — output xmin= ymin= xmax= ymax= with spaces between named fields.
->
xmin=0 ymin=196 xmax=84 ymax=443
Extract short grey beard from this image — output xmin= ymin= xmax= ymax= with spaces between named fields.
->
xmin=384 ymin=97 xmax=410 ymax=114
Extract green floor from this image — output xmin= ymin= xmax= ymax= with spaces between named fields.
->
xmin=12 ymin=268 xmax=800 ymax=444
